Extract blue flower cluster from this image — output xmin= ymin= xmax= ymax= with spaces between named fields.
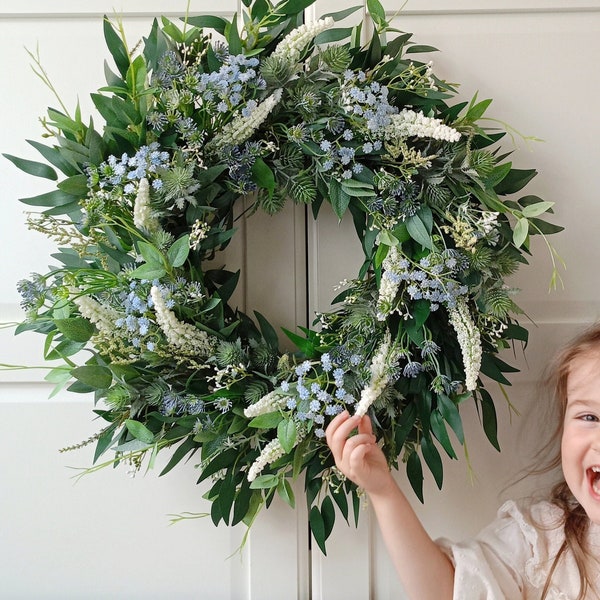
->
xmin=385 ymin=251 xmax=469 ymax=311
xmin=314 ymin=70 xmax=400 ymax=180
xmin=341 ymin=70 xmax=398 ymax=134
xmin=95 ymin=143 xmax=170 ymax=193
xmin=196 ymin=54 xmax=266 ymax=113
xmin=222 ymin=141 xmax=262 ymax=194
xmin=17 ymin=273 xmax=48 ymax=312
xmin=114 ymin=280 xmax=158 ymax=351
xmin=280 ymin=353 xmax=358 ymax=438
xmin=160 ymin=391 xmax=205 ymax=416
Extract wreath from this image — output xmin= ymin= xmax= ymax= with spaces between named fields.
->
xmin=6 ymin=0 xmax=562 ymax=553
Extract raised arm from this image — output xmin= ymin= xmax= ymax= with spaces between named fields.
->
xmin=326 ymin=411 xmax=455 ymax=600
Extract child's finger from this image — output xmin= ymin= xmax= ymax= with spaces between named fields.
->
xmin=357 ymin=414 xmax=373 ymax=436
xmin=340 ymin=433 xmax=375 ymax=460
xmin=325 ymin=410 xmax=350 ymax=441
xmin=326 ymin=411 xmax=359 ymax=450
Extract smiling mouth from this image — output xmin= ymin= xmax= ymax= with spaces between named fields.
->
xmin=588 ymin=467 xmax=600 ymax=496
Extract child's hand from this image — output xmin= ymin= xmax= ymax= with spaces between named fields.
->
xmin=325 ymin=410 xmax=394 ymax=496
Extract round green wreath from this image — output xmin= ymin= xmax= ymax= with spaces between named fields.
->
xmin=7 ymin=0 xmax=562 ymax=552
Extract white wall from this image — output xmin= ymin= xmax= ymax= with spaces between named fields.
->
xmin=2 ymin=1 xmax=600 ymax=599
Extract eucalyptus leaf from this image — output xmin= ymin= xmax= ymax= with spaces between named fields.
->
xmin=125 ymin=419 xmax=155 ymax=443
xmin=3 ymin=153 xmax=57 ymax=180
xmin=167 ymin=235 xmax=190 ymax=268
xmin=277 ymin=418 xmax=297 ymax=454
xmin=53 ymin=318 xmax=95 ymax=343
xmin=405 ymin=214 xmax=433 ymax=249
xmin=249 ymin=474 xmax=279 ymax=489
xmin=513 ymin=217 xmax=529 ymax=248
xmin=71 ymin=365 xmax=112 ymax=389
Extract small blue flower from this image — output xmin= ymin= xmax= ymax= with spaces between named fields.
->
xmin=320 ymin=353 xmax=332 ymax=372
xmin=295 ymin=360 xmax=311 ymax=377
xmin=403 ymin=361 xmax=423 ymax=378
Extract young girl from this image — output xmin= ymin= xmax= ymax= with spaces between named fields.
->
xmin=326 ymin=325 xmax=600 ymax=599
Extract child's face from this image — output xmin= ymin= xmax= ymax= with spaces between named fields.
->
xmin=562 ymin=352 xmax=600 ymax=523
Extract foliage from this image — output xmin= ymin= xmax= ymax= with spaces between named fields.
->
xmin=5 ymin=0 xmax=562 ymax=553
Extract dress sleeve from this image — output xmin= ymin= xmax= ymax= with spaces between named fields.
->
xmin=436 ymin=500 xmax=563 ymax=600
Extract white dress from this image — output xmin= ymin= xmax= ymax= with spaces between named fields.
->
xmin=437 ymin=500 xmax=600 ymax=599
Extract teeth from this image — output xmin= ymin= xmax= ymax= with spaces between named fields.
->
xmin=592 ymin=467 xmax=600 ymax=472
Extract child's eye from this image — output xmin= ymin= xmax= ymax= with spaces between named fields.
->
xmin=579 ymin=414 xmax=599 ymax=422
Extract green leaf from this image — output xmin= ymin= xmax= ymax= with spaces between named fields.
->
xmin=129 ymin=263 xmax=166 ymax=280
xmin=340 ymin=180 xmax=376 ymax=198
xmin=315 ymin=28 xmax=354 ymax=44
xmin=113 ymin=438 xmax=152 ymax=453
xmin=480 ymin=354 xmax=512 ymax=385
xmin=218 ymin=470 xmax=236 ymax=524
xmin=45 ymin=339 xmax=86 ymax=361
xmin=321 ymin=496 xmax=335 ymax=540
xmin=276 ymin=0 xmax=317 ymax=16
xmin=329 ymin=179 xmax=351 ymax=220
xmin=466 ymin=97 xmax=492 ymax=122
xmin=277 ymin=418 xmax=297 ymax=454
xmin=160 ymin=437 xmax=198 ymax=476
xmin=232 ymin=480 xmax=253 ymax=526
xmin=395 ymin=403 xmax=417 ymax=450
xmin=480 ymin=389 xmax=500 ymax=451
xmin=250 ymin=474 xmax=279 ymax=489
xmin=321 ymin=6 xmax=362 ymax=22
xmin=521 ymin=201 xmax=554 ymax=218
xmin=495 ymin=168 xmax=537 ymax=195
xmin=378 ymin=230 xmax=398 ymax=248
xmin=19 ymin=189 xmax=79 ymax=208
xmin=528 ymin=217 xmax=564 ymax=235
xmin=277 ymin=478 xmax=295 ymax=508
xmin=57 ymin=174 xmax=88 ymax=196
xmin=185 ymin=15 xmax=228 ymax=34
xmin=513 ymin=217 xmax=529 ymax=248
xmin=330 ymin=481 xmax=349 ymax=520
xmin=71 ymin=365 xmax=112 ymax=389
xmin=430 ymin=411 xmax=457 ymax=459
xmin=136 ymin=241 xmax=164 ymax=265
xmin=406 ymin=450 xmax=424 ymax=503
xmin=227 ymin=13 xmax=243 ymax=55
xmin=3 ymin=153 xmax=57 ymax=180
xmin=437 ymin=394 xmax=464 ymax=444
xmin=167 ymin=235 xmax=190 ymax=267
xmin=251 ymin=157 xmax=276 ymax=196
xmin=421 ymin=435 xmax=443 ymax=489
xmin=27 ymin=139 xmax=81 ymax=177
xmin=54 ymin=317 xmax=95 ymax=342
xmin=94 ymin=424 xmax=118 ymax=462
xmin=254 ymin=311 xmax=279 ymax=350
xmin=249 ymin=411 xmax=283 ymax=429
xmin=309 ymin=506 xmax=327 ymax=555
xmin=250 ymin=0 xmax=269 ymax=20
xmin=282 ymin=327 xmax=315 ymax=357
xmin=367 ymin=0 xmax=386 ymax=25
xmin=103 ymin=17 xmax=131 ymax=78
xmin=405 ymin=44 xmax=439 ymax=54
xmin=486 ymin=162 xmax=512 ymax=188
xmin=124 ymin=419 xmax=155 ymax=443
xmin=405 ymin=213 xmax=433 ymax=249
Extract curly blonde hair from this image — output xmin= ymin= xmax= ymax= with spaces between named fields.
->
xmin=538 ymin=325 xmax=600 ymax=600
